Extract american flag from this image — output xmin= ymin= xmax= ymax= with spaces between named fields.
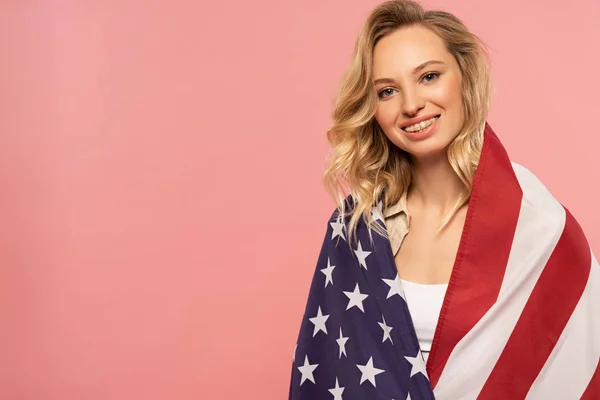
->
xmin=288 ymin=124 xmax=600 ymax=399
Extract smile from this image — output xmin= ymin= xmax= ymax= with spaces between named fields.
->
xmin=402 ymin=115 xmax=440 ymax=133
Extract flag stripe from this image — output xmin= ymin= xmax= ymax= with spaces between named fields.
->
xmin=526 ymin=255 xmax=600 ymax=399
xmin=433 ymin=171 xmax=566 ymax=399
xmin=498 ymin=162 xmax=566 ymax=298
xmin=581 ymin=357 xmax=600 ymax=400
xmin=427 ymin=126 xmax=522 ymax=387
xmin=478 ymin=208 xmax=592 ymax=399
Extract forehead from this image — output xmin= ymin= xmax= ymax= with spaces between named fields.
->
xmin=372 ymin=25 xmax=452 ymax=77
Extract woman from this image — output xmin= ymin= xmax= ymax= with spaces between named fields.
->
xmin=288 ymin=1 xmax=599 ymax=399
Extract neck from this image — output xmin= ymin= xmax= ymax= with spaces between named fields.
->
xmin=408 ymin=154 xmax=466 ymax=217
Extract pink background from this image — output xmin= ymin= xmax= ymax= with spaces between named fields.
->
xmin=1 ymin=0 xmax=599 ymax=399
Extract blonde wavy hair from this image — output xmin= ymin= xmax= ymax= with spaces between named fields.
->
xmin=323 ymin=0 xmax=492 ymax=248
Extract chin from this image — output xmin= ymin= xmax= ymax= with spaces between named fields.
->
xmin=398 ymin=134 xmax=455 ymax=161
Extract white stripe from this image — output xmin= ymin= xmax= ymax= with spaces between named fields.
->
xmin=499 ymin=163 xmax=567 ymax=296
xmin=434 ymin=163 xmax=566 ymax=400
xmin=525 ymin=252 xmax=600 ymax=399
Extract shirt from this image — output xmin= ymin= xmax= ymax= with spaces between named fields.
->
xmin=382 ymin=189 xmax=411 ymax=256
xmin=400 ymin=279 xmax=448 ymax=363
xmin=383 ymin=189 xmax=448 ymax=363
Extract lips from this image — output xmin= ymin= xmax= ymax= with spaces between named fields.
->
xmin=400 ymin=114 xmax=441 ymax=131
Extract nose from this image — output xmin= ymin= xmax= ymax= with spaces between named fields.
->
xmin=401 ymin=88 xmax=425 ymax=116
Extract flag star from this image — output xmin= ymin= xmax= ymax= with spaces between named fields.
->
xmin=371 ymin=200 xmax=385 ymax=223
xmin=343 ymin=283 xmax=369 ymax=312
xmin=330 ymin=214 xmax=346 ymax=241
xmin=298 ymin=355 xmax=319 ymax=385
xmin=336 ymin=327 xmax=349 ymax=358
xmin=354 ymin=240 xmax=372 ymax=270
xmin=382 ymin=273 xmax=406 ymax=301
xmin=328 ymin=377 xmax=345 ymax=400
xmin=405 ymin=350 xmax=428 ymax=379
xmin=320 ymin=258 xmax=336 ymax=287
xmin=378 ymin=315 xmax=394 ymax=344
xmin=356 ymin=356 xmax=385 ymax=387
xmin=309 ymin=306 xmax=330 ymax=337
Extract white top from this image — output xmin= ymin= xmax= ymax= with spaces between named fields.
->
xmin=400 ymin=279 xmax=448 ymax=363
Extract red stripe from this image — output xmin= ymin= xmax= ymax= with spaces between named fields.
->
xmin=581 ymin=357 xmax=600 ymax=400
xmin=477 ymin=209 xmax=592 ymax=399
xmin=427 ymin=124 xmax=523 ymax=387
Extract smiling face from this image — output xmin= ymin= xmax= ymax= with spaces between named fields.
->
xmin=372 ymin=25 xmax=465 ymax=161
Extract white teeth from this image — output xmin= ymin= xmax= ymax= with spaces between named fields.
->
xmin=404 ymin=116 xmax=439 ymax=132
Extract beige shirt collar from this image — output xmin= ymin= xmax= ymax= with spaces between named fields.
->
xmin=383 ymin=189 xmax=410 ymax=219
xmin=382 ymin=189 xmax=411 ymax=257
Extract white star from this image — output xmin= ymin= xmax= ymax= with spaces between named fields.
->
xmin=354 ymin=240 xmax=371 ymax=270
xmin=309 ymin=306 xmax=330 ymax=337
xmin=378 ymin=315 xmax=394 ymax=344
xmin=330 ymin=214 xmax=346 ymax=241
xmin=336 ymin=327 xmax=349 ymax=358
xmin=382 ymin=273 xmax=406 ymax=300
xmin=320 ymin=258 xmax=336 ymax=287
xmin=405 ymin=350 xmax=428 ymax=379
xmin=328 ymin=377 xmax=345 ymax=400
xmin=371 ymin=200 xmax=385 ymax=223
xmin=298 ymin=355 xmax=319 ymax=385
xmin=343 ymin=283 xmax=369 ymax=312
xmin=356 ymin=356 xmax=385 ymax=387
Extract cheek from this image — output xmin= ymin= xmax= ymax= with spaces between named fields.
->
xmin=450 ymin=81 xmax=464 ymax=112
xmin=431 ymin=76 xmax=462 ymax=110
xmin=374 ymin=103 xmax=401 ymax=143
xmin=437 ymin=76 xmax=465 ymax=132
xmin=374 ymin=102 xmax=398 ymax=127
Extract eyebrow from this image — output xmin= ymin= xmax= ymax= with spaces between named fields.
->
xmin=373 ymin=60 xmax=446 ymax=85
